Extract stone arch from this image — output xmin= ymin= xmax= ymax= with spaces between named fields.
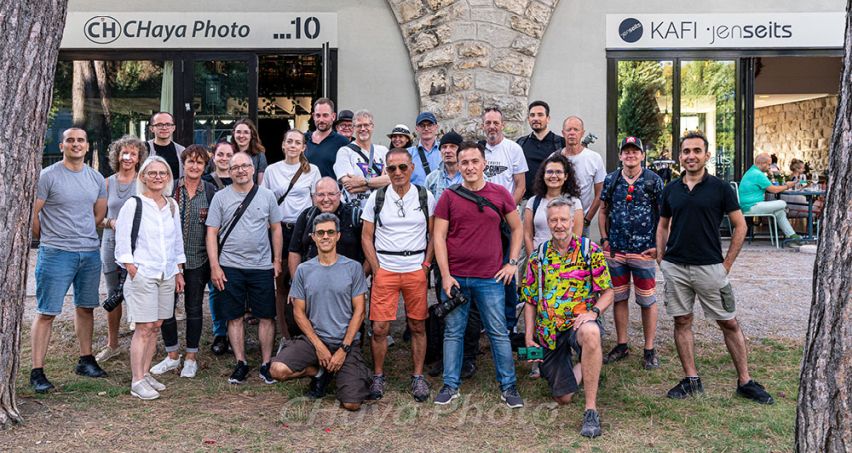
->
xmin=387 ymin=0 xmax=559 ymax=137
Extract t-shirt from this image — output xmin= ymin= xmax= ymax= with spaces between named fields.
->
xmin=661 ymin=173 xmax=740 ymax=266
xmin=289 ymin=203 xmax=363 ymax=263
xmin=206 ymin=185 xmax=282 ymax=269
xmin=333 ymin=143 xmax=388 ymax=208
xmin=36 ymin=162 xmax=106 ymax=251
xmin=261 ymin=161 xmax=322 ymax=223
xmin=738 ymin=165 xmax=771 ymax=213
xmin=516 ymin=131 xmax=565 ymax=199
xmin=305 ymin=130 xmax=350 ymax=178
xmin=434 ymin=182 xmax=515 ymax=278
xmin=525 ymin=195 xmax=583 ymax=248
xmin=563 ymin=148 xmax=606 ymax=214
xmin=600 ymin=169 xmax=664 ymax=253
xmin=408 ymin=141 xmax=441 ymax=186
xmin=202 ymin=173 xmax=233 ymax=189
xmin=152 ymin=142 xmax=180 ymax=179
xmin=290 ymin=255 xmax=368 ymax=344
xmin=361 ymin=185 xmax=436 ymax=272
xmin=484 ymin=138 xmax=527 ymax=197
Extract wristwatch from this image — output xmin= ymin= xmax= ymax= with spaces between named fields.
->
xmin=583 ymin=218 xmax=591 ymax=227
xmin=508 ymin=258 xmax=520 ymax=266
xmin=600 ymin=237 xmax=609 ymax=244
xmin=341 ymin=343 xmax=352 ymax=354
xmin=590 ymin=306 xmax=601 ymax=318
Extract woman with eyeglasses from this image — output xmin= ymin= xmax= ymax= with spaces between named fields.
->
xmin=524 ymin=154 xmax=584 ymax=254
xmin=114 ymin=156 xmax=186 ymax=400
xmin=230 ymin=118 xmax=268 ymax=185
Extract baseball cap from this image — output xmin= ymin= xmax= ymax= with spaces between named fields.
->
xmin=416 ymin=112 xmax=437 ymax=125
xmin=619 ymin=136 xmax=644 ymax=152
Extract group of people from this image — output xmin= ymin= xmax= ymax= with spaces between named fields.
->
xmin=30 ymin=99 xmax=774 ymax=439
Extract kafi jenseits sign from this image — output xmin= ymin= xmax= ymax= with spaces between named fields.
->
xmin=60 ymin=12 xmax=338 ymax=49
xmin=606 ymin=13 xmax=844 ymax=50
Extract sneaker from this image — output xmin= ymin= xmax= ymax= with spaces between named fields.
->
xmin=643 ymin=349 xmax=660 ymax=370
xmin=460 ymin=361 xmax=477 ymax=380
xmin=228 ymin=361 xmax=250 ymax=385
xmin=369 ymin=374 xmax=386 ymax=400
xmin=95 ymin=346 xmax=122 ymax=363
xmin=259 ymin=362 xmax=276 ymax=385
xmin=667 ymin=377 xmax=704 ymax=399
xmin=604 ymin=344 xmax=629 ymax=364
xmin=529 ymin=362 xmax=541 ymax=379
xmin=30 ymin=368 xmax=54 ymax=394
xmin=211 ymin=336 xmax=229 ymax=356
xmin=130 ymin=379 xmax=160 ymax=400
xmin=75 ymin=355 xmax=108 ymax=378
xmin=143 ymin=373 xmax=166 ymax=391
xmin=500 ymin=385 xmax=524 ymax=408
xmin=149 ymin=355 xmax=182 ymax=375
xmin=580 ymin=409 xmax=602 ymax=438
xmin=180 ymin=359 xmax=198 ymax=378
xmin=306 ymin=370 xmax=332 ymax=399
xmin=736 ymin=380 xmax=775 ymax=405
xmin=411 ymin=375 xmax=431 ymax=402
xmin=433 ymin=385 xmax=459 ymax=405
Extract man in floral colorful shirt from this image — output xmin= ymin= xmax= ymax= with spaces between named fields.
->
xmin=522 ymin=196 xmax=613 ymax=438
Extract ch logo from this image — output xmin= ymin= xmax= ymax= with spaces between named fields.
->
xmin=618 ymin=18 xmax=643 ymax=43
xmin=84 ymin=16 xmax=121 ymax=44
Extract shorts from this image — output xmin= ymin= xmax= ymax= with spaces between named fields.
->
xmin=369 ymin=267 xmax=428 ymax=321
xmin=540 ymin=321 xmax=604 ymax=397
xmin=216 ymin=267 xmax=276 ymax=321
xmin=660 ymin=261 xmax=736 ymax=321
xmin=35 ymin=246 xmax=101 ymax=316
xmin=606 ymin=252 xmax=657 ymax=307
xmin=123 ymin=274 xmax=176 ymax=323
xmin=272 ymin=336 xmax=371 ymax=404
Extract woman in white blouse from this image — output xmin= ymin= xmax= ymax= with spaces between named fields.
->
xmin=115 ymin=156 xmax=186 ymax=400
xmin=261 ymin=129 xmax=321 ymax=338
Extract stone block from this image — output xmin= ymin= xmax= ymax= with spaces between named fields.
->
xmin=399 ymin=1 xmax=427 ymax=23
xmin=456 ymin=56 xmax=489 ymax=69
xmin=510 ymin=76 xmax=529 ymax=96
xmin=510 ymin=34 xmax=539 ymax=56
xmin=491 ymin=49 xmax=534 ymax=77
xmin=426 ymin=0 xmax=456 ymax=11
xmin=457 ymin=42 xmax=489 ymax=58
xmin=495 ymin=0 xmax=529 ymax=15
xmin=417 ymin=45 xmax=455 ymax=69
xmin=475 ymin=71 xmax=510 ymax=93
xmin=510 ymin=14 xmax=544 ymax=38
xmin=471 ymin=6 xmax=510 ymax=26
xmin=452 ymin=71 xmax=473 ymax=91
xmin=526 ymin=1 xmax=553 ymax=25
xmin=449 ymin=22 xmax=477 ymax=41
xmin=476 ymin=23 xmax=518 ymax=48
xmin=410 ymin=32 xmax=439 ymax=54
xmin=417 ymin=68 xmax=448 ymax=97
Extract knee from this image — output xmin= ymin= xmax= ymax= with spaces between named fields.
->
xmin=717 ymin=318 xmax=739 ymax=332
xmin=36 ymin=313 xmax=56 ymax=323
xmin=340 ymin=402 xmax=361 ymax=411
xmin=372 ymin=323 xmax=390 ymax=338
xmin=269 ymin=362 xmax=291 ymax=380
xmin=407 ymin=320 xmax=426 ymax=335
xmin=674 ymin=315 xmax=693 ymax=329
xmin=553 ymin=393 xmax=574 ymax=405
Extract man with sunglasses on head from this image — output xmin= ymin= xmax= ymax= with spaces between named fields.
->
xmin=146 ymin=111 xmax=185 ymax=178
xmin=361 ymin=148 xmax=436 ymax=402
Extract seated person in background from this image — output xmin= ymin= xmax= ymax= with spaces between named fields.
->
xmin=738 ymin=153 xmax=801 ymax=244
xmin=782 ymin=159 xmax=823 ymax=219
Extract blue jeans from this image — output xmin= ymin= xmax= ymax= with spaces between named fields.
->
xmin=443 ymin=276 xmax=517 ymax=390
xmin=35 ymin=246 xmax=101 ymax=316
xmin=208 ymin=282 xmax=227 ymax=337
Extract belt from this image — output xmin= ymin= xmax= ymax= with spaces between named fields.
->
xmin=376 ymin=249 xmax=426 ymax=257
xmin=281 ymin=222 xmax=296 ymax=230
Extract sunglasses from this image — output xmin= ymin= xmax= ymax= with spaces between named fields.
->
xmin=626 ymin=184 xmax=635 ymax=202
xmin=386 ymin=164 xmax=410 ymax=173
xmin=312 ymin=229 xmax=338 ymax=237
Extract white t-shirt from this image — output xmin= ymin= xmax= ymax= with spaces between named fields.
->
xmin=333 ymin=143 xmax=388 ymax=208
xmin=484 ymin=138 xmax=528 ymax=197
xmin=361 ymin=184 xmax=436 ymax=273
xmin=261 ymin=161 xmax=321 ymax=223
xmin=525 ymin=195 xmax=583 ymax=248
xmin=563 ymin=147 xmax=606 ymax=214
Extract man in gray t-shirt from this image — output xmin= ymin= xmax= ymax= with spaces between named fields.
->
xmin=270 ymin=213 xmax=371 ymax=410
xmin=30 ymin=128 xmax=109 ymax=394
xmin=206 ymin=152 xmax=283 ymax=386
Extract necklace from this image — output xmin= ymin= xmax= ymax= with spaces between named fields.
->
xmin=116 ymin=173 xmax=135 ymax=197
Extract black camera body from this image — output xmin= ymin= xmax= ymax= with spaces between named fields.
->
xmin=430 ymin=286 xmax=468 ymax=319
xmin=102 ymin=270 xmax=127 ymax=312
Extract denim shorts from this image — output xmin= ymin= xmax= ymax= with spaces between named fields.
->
xmin=35 ymin=246 xmax=102 ymax=315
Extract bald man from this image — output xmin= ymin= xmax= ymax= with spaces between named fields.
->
xmin=737 ymin=153 xmax=801 ymax=245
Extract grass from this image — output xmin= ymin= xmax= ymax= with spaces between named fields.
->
xmin=2 ymin=318 xmax=800 ymax=452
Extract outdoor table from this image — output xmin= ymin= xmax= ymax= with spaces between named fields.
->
xmin=781 ymin=189 xmax=826 ymax=242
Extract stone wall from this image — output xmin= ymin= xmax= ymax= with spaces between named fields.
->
xmin=754 ymin=95 xmax=836 ymax=173
xmin=386 ymin=0 xmax=559 ymax=138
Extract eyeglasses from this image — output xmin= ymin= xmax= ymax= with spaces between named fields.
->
xmin=151 ymin=123 xmax=175 ymax=128
xmin=145 ymin=171 xmax=169 ymax=178
xmin=229 ymin=164 xmax=252 ymax=172
xmin=626 ymin=184 xmax=635 ymax=202
xmin=394 ymin=199 xmax=406 ymax=217
xmin=386 ymin=164 xmax=410 ymax=173
xmin=337 ymin=123 xmax=353 ymax=129
xmin=314 ymin=191 xmax=340 ymax=198
xmin=544 ymin=169 xmax=564 ymax=176
xmin=354 ymin=123 xmax=372 ymax=130
xmin=417 ymin=122 xmax=436 ymax=129
xmin=312 ymin=229 xmax=338 ymax=237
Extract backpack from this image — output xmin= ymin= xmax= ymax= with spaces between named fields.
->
xmin=373 ymin=184 xmax=429 ymax=228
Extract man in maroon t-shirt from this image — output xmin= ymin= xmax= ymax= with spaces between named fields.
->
xmin=432 ymin=141 xmax=524 ymax=408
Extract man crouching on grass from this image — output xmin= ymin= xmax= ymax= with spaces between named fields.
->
xmin=269 ymin=213 xmax=372 ymax=411
xmin=521 ymin=197 xmax=614 ymax=438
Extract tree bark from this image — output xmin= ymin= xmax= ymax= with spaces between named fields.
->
xmin=0 ymin=0 xmax=68 ymax=427
xmin=795 ymin=4 xmax=852 ymax=452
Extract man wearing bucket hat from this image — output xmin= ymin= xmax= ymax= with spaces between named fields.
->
xmin=408 ymin=112 xmax=442 ymax=186
xmin=387 ymin=124 xmax=415 ymax=150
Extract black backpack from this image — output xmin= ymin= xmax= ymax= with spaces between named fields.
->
xmin=373 ymin=184 xmax=429 ymax=228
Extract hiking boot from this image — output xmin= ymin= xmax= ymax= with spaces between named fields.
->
xmin=143 ymin=373 xmax=166 ymax=391
xmin=150 ymin=355 xmax=182 ymax=375
xmin=603 ymin=344 xmax=629 ymax=364
xmin=259 ymin=362 xmax=276 ymax=385
xmin=500 ymin=385 xmax=524 ymax=408
xmin=580 ymin=409 xmax=602 ymax=438
xmin=460 ymin=361 xmax=477 ymax=380
xmin=211 ymin=336 xmax=229 ymax=356
xmin=643 ymin=349 xmax=660 ymax=370
xmin=75 ymin=355 xmax=108 ymax=378
xmin=369 ymin=374 xmax=386 ymax=400
xmin=30 ymin=368 xmax=54 ymax=394
xmin=433 ymin=385 xmax=459 ymax=405
xmin=130 ymin=379 xmax=160 ymax=400
xmin=306 ymin=370 xmax=333 ymax=399
xmin=736 ymin=380 xmax=775 ymax=405
xmin=411 ymin=375 xmax=431 ymax=402
xmin=95 ymin=346 xmax=122 ymax=363
xmin=667 ymin=377 xmax=704 ymax=399
xmin=228 ymin=361 xmax=250 ymax=385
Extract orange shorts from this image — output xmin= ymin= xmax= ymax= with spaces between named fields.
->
xmin=369 ymin=267 xmax=428 ymax=321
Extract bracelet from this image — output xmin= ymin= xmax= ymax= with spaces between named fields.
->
xmin=600 ymin=237 xmax=609 ymax=243
xmin=583 ymin=218 xmax=591 ymax=226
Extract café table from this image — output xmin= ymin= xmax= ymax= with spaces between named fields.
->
xmin=781 ymin=188 xmax=826 ymax=242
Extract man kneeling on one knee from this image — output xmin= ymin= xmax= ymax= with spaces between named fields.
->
xmin=521 ymin=197 xmax=614 ymax=438
xmin=269 ymin=213 xmax=372 ymax=411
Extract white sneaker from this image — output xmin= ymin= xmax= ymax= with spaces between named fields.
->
xmin=95 ymin=346 xmax=121 ymax=363
xmin=180 ymin=359 xmax=198 ymax=378
xmin=150 ymin=355 xmax=182 ymax=375
xmin=131 ymin=379 xmax=159 ymax=400
xmin=143 ymin=373 xmax=166 ymax=391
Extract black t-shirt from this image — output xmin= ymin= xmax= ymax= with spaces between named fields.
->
xmin=516 ymin=131 xmax=565 ymax=198
xmin=305 ymin=130 xmax=350 ymax=179
xmin=201 ymin=173 xmax=233 ymax=190
xmin=289 ymin=203 xmax=364 ymax=263
xmin=152 ymin=142 xmax=180 ymax=179
xmin=660 ymin=172 xmax=740 ymax=265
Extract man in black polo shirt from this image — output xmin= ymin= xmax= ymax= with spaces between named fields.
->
xmin=656 ymin=131 xmax=774 ymax=405
xmin=516 ymin=100 xmax=564 ymax=199
xmin=305 ymin=98 xmax=350 ymax=179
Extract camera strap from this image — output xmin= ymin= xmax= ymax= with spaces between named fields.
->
xmin=217 ymin=185 xmax=259 ymax=256
xmin=130 ymin=196 xmax=144 ymax=254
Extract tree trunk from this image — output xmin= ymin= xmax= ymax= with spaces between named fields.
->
xmin=795 ymin=4 xmax=852 ymax=452
xmin=0 ymin=0 xmax=68 ymax=427
xmin=93 ymin=60 xmax=112 ymax=172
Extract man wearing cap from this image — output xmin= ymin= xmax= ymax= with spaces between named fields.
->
xmin=335 ymin=110 xmax=355 ymax=142
xmin=306 ymin=98 xmax=350 ymax=179
xmin=598 ymin=136 xmax=664 ymax=370
xmin=516 ymin=101 xmax=564 ymax=200
xmin=408 ymin=112 xmax=442 ymax=186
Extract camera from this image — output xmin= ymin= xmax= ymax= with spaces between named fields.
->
xmin=518 ymin=347 xmax=544 ymax=360
xmin=430 ymin=286 xmax=467 ymax=319
xmin=102 ymin=270 xmax=127 ymax=312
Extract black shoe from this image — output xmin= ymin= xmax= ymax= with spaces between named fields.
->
xmin=259 ymin=362 xmax=276 ymax=385
xmin=211 ymin=336 xmax=229 ymax=356
xmin=736 ymin=380 xmax=775 ymax=405
xmin=460 ymin=361 xmax=477 ymax=380
xmin=580 ymin=409 xmax=602 ymax=438
xmin=228 ymin=361 xmax=250 ymax=385
xmin=306 ymin=371 xmax=333 ymax=399
xmin=667 ymin=377 xmax=704 ymax=399
xmin=75 ymin=356 xmax=108 ymax=378
xmin=427 ymin=360 xmax=443 ymax=378
xmin=30 ymin=368 xmax=54 ymax=393
xmin=643 ymin=349 xmax=660 ymax=370
xmin=603 ymin=344 xmax=629 ymax=364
